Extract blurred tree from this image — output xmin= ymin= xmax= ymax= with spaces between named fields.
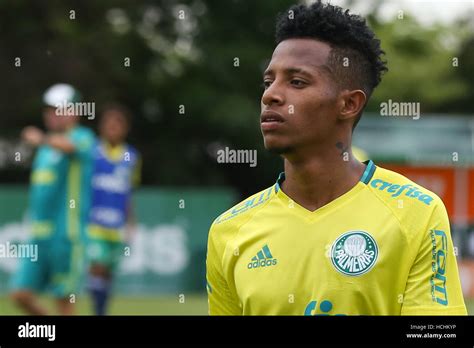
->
xmin=366 ymin=13 xmax=472 ymax=114
xmin=0 ymin=0 xmax=472 ymax=199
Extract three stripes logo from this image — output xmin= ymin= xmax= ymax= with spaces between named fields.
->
xmin=247 ymin=244 xmax=278 ymax=269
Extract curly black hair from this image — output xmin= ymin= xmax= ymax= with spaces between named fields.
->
xmin=276 ymin=1 xmax=387 ymax=101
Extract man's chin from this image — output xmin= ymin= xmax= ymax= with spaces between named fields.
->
xmin=264 ymin=143 xmax=292 ymax=155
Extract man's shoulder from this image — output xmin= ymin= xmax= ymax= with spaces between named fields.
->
xmin=367 ymin=164 xmax=445 ymax=221
xmin=209 ymin=185 xmax=275 ymax=234
xmin=124 ymin=142 xmax=138 ymax=153
xmin=69 ymin=126 xmax=96 ymax=154
xmin=124 ymin=143 xmax=140 ymax=162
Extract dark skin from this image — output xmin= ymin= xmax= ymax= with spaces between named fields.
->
xmin=99 ymin=110 xmax=129 ymax=147
xmin=261 ymin=38 xmax=367 ymax=212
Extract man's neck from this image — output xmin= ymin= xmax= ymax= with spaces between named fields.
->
xmin=103 ymin=139 xmax=123 ymax=148
xmin=280 ymin=150 xmax=366 ymax=212
xmin=64 ymin=122 xmax=78 ymax=132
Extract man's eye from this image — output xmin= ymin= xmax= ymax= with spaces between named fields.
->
xmin=262 ymin=81 xmax=272 ymax=89
xmin=291 ymin=80 xmax=306 ymax=87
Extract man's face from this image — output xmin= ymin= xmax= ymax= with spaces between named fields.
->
xmin=261 ymin=39 xmax=340 ymax=155
xmin=99 ymin=110 xmax=129 ymax=145
xmin=42 ymin=107 xmax=65 ymax=132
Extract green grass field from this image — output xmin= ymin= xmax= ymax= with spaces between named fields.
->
xmin=0 ymin=294 xmax=209 ymax=315
xmin=1 ymin=295 xmax=473 ymax=315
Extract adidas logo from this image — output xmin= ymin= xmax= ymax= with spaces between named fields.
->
xmin=247 ymin=244 xmax=278 ymax=269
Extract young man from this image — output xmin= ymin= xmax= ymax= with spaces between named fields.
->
xmin=206 ymin=2 xmax=467 ymax=315
xmin=10 ymin=83 xmax=95 ymax=315
xmin=86 ymin=104 xmax=140 ymax=315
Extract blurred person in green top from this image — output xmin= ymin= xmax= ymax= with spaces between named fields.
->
xmin=9 ymin=84 xmax=95 ymax=315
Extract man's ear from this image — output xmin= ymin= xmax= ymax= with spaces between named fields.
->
xmin=338 ymin=89 xmax=366 ymax=121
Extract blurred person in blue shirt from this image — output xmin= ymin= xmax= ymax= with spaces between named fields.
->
xmin=86 ymin=103 xmax=140 ymax=315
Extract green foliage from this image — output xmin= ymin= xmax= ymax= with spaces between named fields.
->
xmin=0 ymin=1 xmax=472 ymax=197
xmin=367 ymin=14 xmax=472 ymax=114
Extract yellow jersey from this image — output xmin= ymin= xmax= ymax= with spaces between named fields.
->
xmin=206 ymin=160 xmax=467 ymax=315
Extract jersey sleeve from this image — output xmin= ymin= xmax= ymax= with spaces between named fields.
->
xmin=401 ymin=199 xmax=467 ymax=315
xmin=68 ymin=127 xmax=95 ymax=160
xmin=206 ymin=222 xmax=242 ymax=315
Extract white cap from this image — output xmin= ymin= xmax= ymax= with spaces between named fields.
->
xmin=42 ymin=83 xmax=81 ymax=107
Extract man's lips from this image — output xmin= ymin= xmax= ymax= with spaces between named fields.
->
xmin=260 ymin=111 xmax=285 ymax=123
xmin=260 ymin=111 xmax=285 ymax=131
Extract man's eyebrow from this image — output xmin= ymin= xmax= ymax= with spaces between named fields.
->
xmin=262 ymin=67 xmax=317 ymax=78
